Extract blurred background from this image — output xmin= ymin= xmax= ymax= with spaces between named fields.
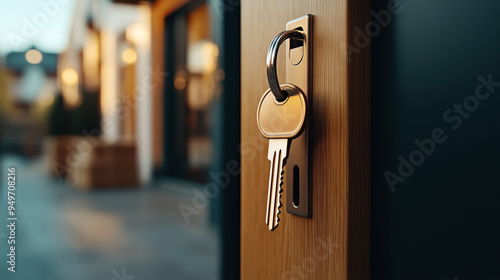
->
xmin=0 ymin=0 xmax=240 ymax=279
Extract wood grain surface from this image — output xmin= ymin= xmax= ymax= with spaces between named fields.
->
xmin=241 ymin=1 xmax=370 ymax=279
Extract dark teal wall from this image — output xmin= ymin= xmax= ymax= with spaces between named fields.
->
xmin=371 ymin=0 xmax=500 ymax=279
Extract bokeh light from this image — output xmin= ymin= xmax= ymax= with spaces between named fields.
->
xmin=61 ymin=68 xmax=78 ymax=85
xmin=121 ymin=47 xmax=137 ymax=65
xmin=25 ymin=49 xmax=43 ymax=64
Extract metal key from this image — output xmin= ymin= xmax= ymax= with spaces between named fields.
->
xmin=256 ymin=83 xmax=307 ymax=231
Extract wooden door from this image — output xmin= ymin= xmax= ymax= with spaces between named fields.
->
xmin=241 ymin=0 xmax=370 ymax=279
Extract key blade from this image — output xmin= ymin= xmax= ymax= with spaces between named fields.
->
xmin=266 ymin=139 xmax=289 ymax=231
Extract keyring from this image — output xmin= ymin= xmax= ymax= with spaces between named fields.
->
xmin=266 ymin=29 xmax=305 ymax=102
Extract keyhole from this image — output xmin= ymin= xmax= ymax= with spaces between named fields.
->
xmin=289 ymin=27 xmax=304 ymax=66
xmin=293 ymin=165 xmax=300 ymax=207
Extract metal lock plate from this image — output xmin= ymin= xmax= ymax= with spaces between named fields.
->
xmin=285 ymin=15 xmax=312 ymax=217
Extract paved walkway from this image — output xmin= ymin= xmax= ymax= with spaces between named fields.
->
xmin=0 ymin=156 xmax=218 ymax=280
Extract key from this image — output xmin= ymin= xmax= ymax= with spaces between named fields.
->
xmin=265 ymin=138 xmax=288 ymax=231
xmin=256 ymin=83 xmax=307 ymax=231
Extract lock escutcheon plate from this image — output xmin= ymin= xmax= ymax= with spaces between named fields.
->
xmin=285 ymin=14 xmax=312 ymax=218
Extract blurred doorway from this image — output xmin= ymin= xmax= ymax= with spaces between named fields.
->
xmin=163 ymin=2 xmax=220 ymax=183
xmin=158 ymin=1 xmax=241 ymax=280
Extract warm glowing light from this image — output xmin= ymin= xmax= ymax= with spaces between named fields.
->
xmin=187 ymin=40 xmax=219 ymax=74
xmin=126 ymin=22 xmax=149 ymax=47
xmin=83 ymin=31 xmax=100 ymax=89
xmin=25 ymin=49 xmax=43 ymax=64
xmin=62 ymin=68 xmax=79 ymax=85
xmin=201 ymin=42 xmax=219 ymax=73
xmin=122 ymin=48 xmax=137 ymax=65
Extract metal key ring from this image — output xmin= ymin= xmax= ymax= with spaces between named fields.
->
xmin=266 ymin=29 xmax=305 ymax=102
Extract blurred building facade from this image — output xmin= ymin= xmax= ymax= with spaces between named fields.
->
xmin=57 ymin=0 xmax=153 ymax=184
xmin=0 ymin=0 xmax=240 ymax=278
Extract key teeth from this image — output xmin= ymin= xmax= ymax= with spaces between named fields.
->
xmin=276 ymin=170 xmax=284 ymax=223
xmin=276 ymin=176 xmax=283 ymax=222
xmin=276 ymin=188 xmax=283 ymax=220
xmin=267 ymin=144 xmax=288 ymax=232
xmin=268 ymin=170 xmax=284 ymax=232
